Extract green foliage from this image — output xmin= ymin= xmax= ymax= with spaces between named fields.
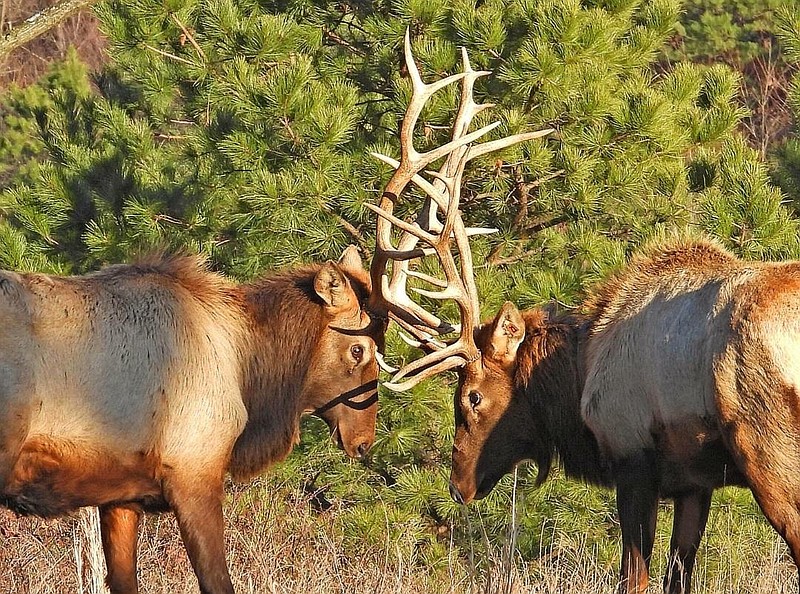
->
xmin=771 ymin=6 xmax=800 ymax=209
xmin=670 ymin=0 xmax=787 ymax=64
xmin=666 ymin=0 xmax=795 ymax=162
xmin=0 ymin=48 xmax=92 ymax=189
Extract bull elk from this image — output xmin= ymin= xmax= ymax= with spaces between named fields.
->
xmin=371 ymin=32 xmax=800 ymax=594
xmin=0 ymin=247 xmax=385 ymax=594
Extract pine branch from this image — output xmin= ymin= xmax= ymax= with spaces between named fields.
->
xmin=171 ymin=14 xmax=206 ymax=62
xmin=323 ymin=29 xmax=366 ymax=57
xmin=488 ymin=246 xmax=543 ymax=267
xmin=523 ymin=212 xmax=571 ymax=234
xmin=320 ymin=205 xmax=368 ymax=252
xmin=507 ymin=169 xmax=565 ymax=236
xmin=487 ymin=169 xmax=565 ymax=265
xmin=0 ymin=0 xmax=97 ymax=62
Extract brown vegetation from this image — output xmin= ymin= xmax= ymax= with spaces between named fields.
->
xmin=1 ymin=480 xmax=798 ymax=594
xmin=0 ymin=0 xmax=105 ymax=88
xmin=0 ymin=481 xmax=453 ymax=594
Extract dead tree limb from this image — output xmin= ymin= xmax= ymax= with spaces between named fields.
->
xmin=0 ymin=0 xmax=97 ymax=62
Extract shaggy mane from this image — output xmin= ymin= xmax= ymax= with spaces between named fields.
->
xmin=228 ymin=262 xmax=370 ymax=480
xmin=514 ymin=310 xmax=612 ymax=487
xmin=89 ymin=253 xmax=235 ymax=305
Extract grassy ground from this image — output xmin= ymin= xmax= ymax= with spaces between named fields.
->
xmin=1 ymin=476 xmax=798 ymax=594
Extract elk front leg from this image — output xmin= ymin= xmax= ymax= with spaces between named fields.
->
xmin=100 ymin=503 xmax=142 ymax=594
xmin=164 ymin=473 xmax=233 ymax=594
xmin=615 ymin=453 xmax=659 ymax=594
xmin=663 ymin=489 xmax=711 ymax=594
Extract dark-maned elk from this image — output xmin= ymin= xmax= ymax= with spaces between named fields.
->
xmin=368 ymin=33 xmax=800 ymax=594
xmin=0 ymin=246 xmax=387 ymax=594
xmin=385 ymin=232 xmax=800 ymax=591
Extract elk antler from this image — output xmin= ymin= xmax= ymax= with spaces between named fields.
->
xmin=368 ymin=30 xmax=553 ymax=391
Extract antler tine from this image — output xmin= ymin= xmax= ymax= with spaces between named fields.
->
xmin=369 ymin=29 xmax=489 ymax=333
xmin=373 ymin=39 xmax=493 ymax=322
xmin=369 ymin=29 xmax=552 ymax=391
xmin=384 ymin=354 xmax=469 ymax=392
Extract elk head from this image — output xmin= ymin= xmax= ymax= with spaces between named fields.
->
xmin=368 ymin=32 xmax=553 ymax=498
xmin=305 ymin=245 xmax=383 ymax=459
xmin=449 ymin=301 xmax=565 ymax=503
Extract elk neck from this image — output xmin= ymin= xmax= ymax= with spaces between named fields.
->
xmin=229 ymin=268 xmax=328 ymax=480
xmin=516 ymin=311 xmax=613 ymax=487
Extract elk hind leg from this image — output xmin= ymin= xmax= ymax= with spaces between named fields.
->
xmin=663 ymin=489 xmax=711 ymax=594
xmin=164 ymin=472 xmax=233 ymax=594
xmin=724 ymin=414 xmax=800 ymax=594
xmin=744 ymin=472 xmax=800 ymax=593
xmin=100 ymin=504 xmax=142 ymax=594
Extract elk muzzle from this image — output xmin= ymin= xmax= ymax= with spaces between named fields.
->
xmin=315 ymin=379 xmax=378 ymax=460
xmin=449 ymin=446 xmax=484 ymax=504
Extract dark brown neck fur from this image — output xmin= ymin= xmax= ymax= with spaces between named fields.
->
xmin=516 ymin=311 xmax=613 ymax=487
xmin=229 ymin=267 xmax=328 ymax=480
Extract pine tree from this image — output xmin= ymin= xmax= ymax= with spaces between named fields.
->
xmin=0 ymin=48 xmax=93 ymax=271
xmin=665 ymin=0 xmax=793 ymax=155
xmin=773 ymin=6 xmax=800 ymax=209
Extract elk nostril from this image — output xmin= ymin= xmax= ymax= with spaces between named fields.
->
xmin=449 ymin=481 xmax=465 ymax=505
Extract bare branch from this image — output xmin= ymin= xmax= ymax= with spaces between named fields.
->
xmin=0 ymin=0 xmax=97 ymax=62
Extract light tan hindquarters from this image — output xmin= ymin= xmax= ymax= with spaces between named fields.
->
xmin=0 ymin=271 xmax=38 ymax=488
xmin=579 ymin=246 xmax=761 ymax=461
xmin=712 ymin=269 xmax=800 ymax=566
xmin=0 ymin=264 xmax=247 ymax=508
xmin=581 ymin=280 xmax=735 ymax=459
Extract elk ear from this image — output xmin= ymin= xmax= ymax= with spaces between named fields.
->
xmin=314 ymin=262 xmax=357 ymax=311
xmin=338 ymin=245 xmax=364 ymax=272
xmin=486 ymin=301 xmax=525 ymax=365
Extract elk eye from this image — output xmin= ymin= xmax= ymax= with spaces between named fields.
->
xmin=468 ymin=391 xmax=482 ymax=408
xmin=350 ymin=344 xmax=364 ymax=361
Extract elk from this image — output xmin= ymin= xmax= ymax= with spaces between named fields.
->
xmin=0 ymin=246 xmax=385 ymax=594
xmin=370 ymin=32 xmax=800 ymax=594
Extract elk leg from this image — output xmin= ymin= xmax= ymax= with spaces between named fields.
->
xmin=663 ymin=489 xmax=711 ymax=594
xmin=164 ymin=474 xmax=234 ymax=594
xmin=720 ymin=392 xmax=800 ymax=594
xmin=615 ymin=453 xmax=659 ymax=594
xmin=739 ymin=470 xmax=800 ymax=592
xmin=100 ymin=503 xmax=142 ymax=594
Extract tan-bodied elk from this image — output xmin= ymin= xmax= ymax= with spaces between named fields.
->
xmin=0 ymin=246 xmax=386 ymax=594
xmin=371 ymin=33 xmax=800 ymax=594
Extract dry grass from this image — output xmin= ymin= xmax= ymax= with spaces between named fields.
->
xmin=1 ymin=479 xmax=457 ymax=594
xmin=1 ymin=478 xmax=798 ymax=594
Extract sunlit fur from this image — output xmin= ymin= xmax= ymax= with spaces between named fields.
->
xmin=0 ymin=251 xmax=381 ymax=594
xmin=230 ymin=264 xmax=377 ymax=479
xmin=451 ymin=236 xmax=800 ymax=594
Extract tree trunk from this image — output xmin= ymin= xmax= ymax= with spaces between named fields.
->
xmin=0 ymin=0 xmax=97 ymax=62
